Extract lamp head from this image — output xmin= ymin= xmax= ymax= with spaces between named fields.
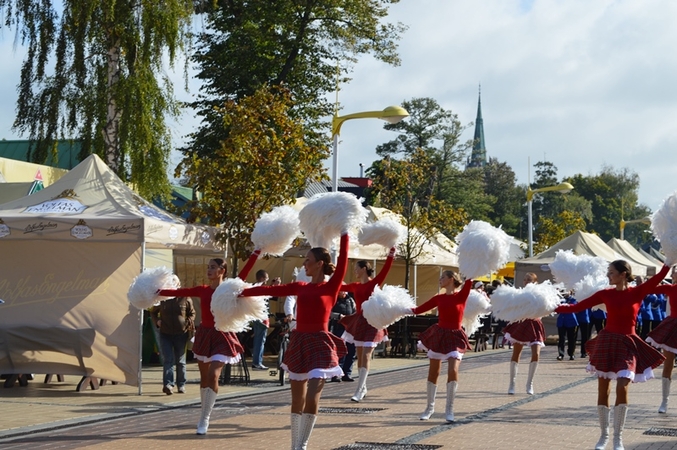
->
xmin=380 ymin=105 xmax=409 ymax=124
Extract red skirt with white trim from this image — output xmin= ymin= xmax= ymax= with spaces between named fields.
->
xmin=340 ymin=312 xmax=387 ymax=345
xmin=192 ymin=325 xmax=243 ymax=362
xmin=417 ymin=324 xmax=470 ymax=356
xmin=586 ymin=330 xmax=665 ymax=382
xmin=503 ymin=319 xmax=545 ymax=346
xmin=282 ymin=330 xmax=347 ymax=377
xmin=647 ymin=316 xmax=677 ymax=354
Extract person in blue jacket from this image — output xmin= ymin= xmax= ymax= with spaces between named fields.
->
xmin=591 ymin=307 xmax=607 ymax=334
xmin=576 ymin=306 xmax=591 ymax=358
xmin=557 ymin=291 xmax=579 ymax=361
xmin=639 ymin=293 xmax=656 ymax=339
xmin=650 ymin=293 xmax=666 ymax=332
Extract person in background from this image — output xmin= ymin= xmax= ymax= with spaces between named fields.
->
xmin=151 ymin=294 xmax=196 ymax=395
xmin=576 ymin=303 xmax=592 ymax=358
xmin=556 ymin=290 xmax=578 ymax=361
xmin=329 ymin=291 xmax=357 ymax=382
xmin=591 ymin=307 xmax=607 ymax=335
xmin=251 ymin=269 xmax=271 ymax=370
xmin=503 ymin=272 xmax=545 ymax=395
xmin=555 ymin=260 xmax=669 ymax=450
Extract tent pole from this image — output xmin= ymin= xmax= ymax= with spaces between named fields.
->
xmin=138 ymin=243 xmax=145 ymax=396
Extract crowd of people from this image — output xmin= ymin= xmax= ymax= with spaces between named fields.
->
xmin=150 ymin=237 xmax=675 ymax=450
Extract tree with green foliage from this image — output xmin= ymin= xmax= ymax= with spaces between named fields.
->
xmin=186 ymin=0 xmax=405 ymax=159
xmin=368 ymin=148 xmax=466 ymax=288
xmin=566 ymin=166 xmax=650 ymax=245
xmin=533 ymin=210 xmax=587 ymax=254
xmin=175 ymin=86 xmax=327 ymax=276
xmin=0 ymin=0 xmax=193 ymax=199
xmin=482 ymin=158 xmax=524 ymax=237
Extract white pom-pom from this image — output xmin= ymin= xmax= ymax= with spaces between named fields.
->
xmin=490 ymin=281 xmax=562 ymax=322
xmin=548 ymin=250 xmax=608 ymax=289
xmin=127 ymin=266 xmax=179 ymax=310
xmin=652 ymin=191 xmax=677 ymax=265
xmin=251 ymin=205 xmax=300 ymax=256
xmin=299 ymin=192 xmax=368 ymax=249
xmin=462 ymin=290 xmax=492 ymax=336
xmin=362 ymin=285 xmax=416 ymax=330
xmin=292 ymin=266 xmax=312 ymax=283
xmin=358 ymin=217 xmax=406 ymax=248
xmin=456 ymin=221 xmax=512 ymax=279
xmin=211 ymin=278 xmax=269 ymax=332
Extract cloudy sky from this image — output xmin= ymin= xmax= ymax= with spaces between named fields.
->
xmin=1 ymin=0 xmax=676 ymax=214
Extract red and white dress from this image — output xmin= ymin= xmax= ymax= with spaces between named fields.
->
xmin=158 ymin=251 xmax=260 ymax=364
xmin=556 ymin=265 xmax=670 ymax=382
xmin=340 ymin=248 xmax=395 ymax=347
xmin=647 ymin=283 xmax=677 ymax=354
xmin=411 ymin=280 xmax=473 ymax=361
xmin=241 ymin=234 xmax=350 ymax=381
xmin=503 ymin=318 xmax=546 ymax=347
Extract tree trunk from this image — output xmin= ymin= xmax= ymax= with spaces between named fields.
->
xmin=103 ymin=41 xmax=122 ymax=172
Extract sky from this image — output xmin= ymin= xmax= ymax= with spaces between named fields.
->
xmin=1 ymin=0 xmax=677 ymax=213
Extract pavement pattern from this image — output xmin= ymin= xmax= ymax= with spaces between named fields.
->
xmin=1 ymin=346 xmax=677 ymax=449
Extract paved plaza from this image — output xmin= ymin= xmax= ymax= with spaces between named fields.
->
xmin=1 ymin=346 xmax=677 ymax=449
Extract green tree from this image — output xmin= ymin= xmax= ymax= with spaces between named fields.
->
xmin=0 ymin=0 xmax=193 ymax=198
xmin=483 ymin=158 xmax=524 ymax=237
xmin=533 ymin=210 xmax=587 ymax=254
xmin=368 ymin=148 xmax=466 ymax=288
xmin=186 ymin=0 xmax=405 ymax=159
xmin=175 ymin=86 xmax=327 ymax=276
xmin=566 ymin=166 xmax=650 ymax=245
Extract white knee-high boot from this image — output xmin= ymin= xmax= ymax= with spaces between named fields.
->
xmin=595 ymin=405 xmax=610 ymax=450
xmin=613 ymin=404 xmax=628 ymax=450
xmin=196 ymin=387 xmax=217 ymax=435
xmin=351 ymin=367 xmax=369 ymax=402
xmin=508 ymin=361 xmax=518 ymax=395
xmin=445 ymin=381 xmax=457 ymax=423
xmin=419 ymin=381 xmax=437 ymax=420
xmin=659 ymin=377 xmax=671 ymax=413
xmin=298 ymin=413 xmax=317 ymax=450
xmin=526 ymin=361 xmax=538 ymax=395
xmin=290 ymin=413 xmax=301 ymax=450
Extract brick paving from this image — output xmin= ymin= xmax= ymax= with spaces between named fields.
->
xmin=2 ymin=346 xmax=677 ymax=449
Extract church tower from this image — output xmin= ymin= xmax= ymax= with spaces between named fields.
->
xmin=466 ymin=86 xmax=487 ymax=169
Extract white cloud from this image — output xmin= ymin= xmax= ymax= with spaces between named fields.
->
xmin=2 ymin=0 xmax=677 ymax=213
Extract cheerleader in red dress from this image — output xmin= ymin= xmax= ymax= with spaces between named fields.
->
xmin=502 ymin=272 xmax=545 ymax=395
xmin=556 ymin=260 xmax=670 ymax=450
xmin=411 ymin=271 xmax=472 ymax=423
xmin=241 ymin=233 xmax=349 ymax=450
xmin=158 ymin=250 xmax=260 ymax=435
xmin=340 ymin=247 xmax=396 ymax=402
xmin=647 ymin=266 xmax=677 ymax=414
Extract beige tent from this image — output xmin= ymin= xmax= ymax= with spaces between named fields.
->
xmin=607 ymin=238 xmax=662 ymax=277
xmin=0 ymin=154 xmax=223 ymax=388
xmin=514 ymin=230 xmax=637 ymax=286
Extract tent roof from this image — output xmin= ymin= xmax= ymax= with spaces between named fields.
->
xmin=607 ymin=238 xmax=662 ymax=275
xmin=516 ymin=230 xmax=648 ymax=276
xmin=0 ymin=154 xmax=223 ymax=251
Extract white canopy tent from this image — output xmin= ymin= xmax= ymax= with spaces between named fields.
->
xmin=607 ymin=238 xmax=663 ymax=277
xmin=0 ymin=154 xmax=223 ymax=390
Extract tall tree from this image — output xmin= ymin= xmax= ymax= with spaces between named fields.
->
xmin=533 ymin=210 xmax=587 ymax=254
xmin=187 ymin=0 xmax=405 ymax=159
xmin=0 ymin=0 xmax=193 ymax=198
xmin=176 ymin=86 xmax=328 ymax=276
xmin=483 ymin=158 xmax=524 ymax=237
xmin=567 ymin=166 xmax=649 ymax=244
xmin=367 ymin=148 xmax=466 ymax=289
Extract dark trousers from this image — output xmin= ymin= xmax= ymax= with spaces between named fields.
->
xmin=578 ymin=322 xmax=591 ymax=356
xmin=592 ymin=318 xmax=606 ymax=334
xmin=340 ymin=342 xmax=356 ymax=377
xmin=557 ymin=327 xmax=577 ymax=358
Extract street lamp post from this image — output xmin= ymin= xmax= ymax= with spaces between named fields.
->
xmin=620 ymin=217 xmax=651 ymax=240
xmin=331 ymin=105 xmax=409 ymax=193
xmin=527 ymin=182 xmax=574 ymax=257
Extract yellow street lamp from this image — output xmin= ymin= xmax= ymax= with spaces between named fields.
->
xmin=527 ymin=182 xmax=574 ymax=257
xmin=331 ymin=106 xmax=409 ymax=193
xmin=620 ymin=217 xmax=651 ymax=240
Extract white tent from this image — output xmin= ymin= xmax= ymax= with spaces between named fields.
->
xmin=514 ymin=230 xmax=640 ymax=286
xmin=0 ymin=154 xmax=223 ymax=388
xmin=607 ymin=238 xmax=662 ymax=277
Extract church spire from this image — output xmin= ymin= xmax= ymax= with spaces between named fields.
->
xmin=466 ymin=85 xmax=487 ymax=169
